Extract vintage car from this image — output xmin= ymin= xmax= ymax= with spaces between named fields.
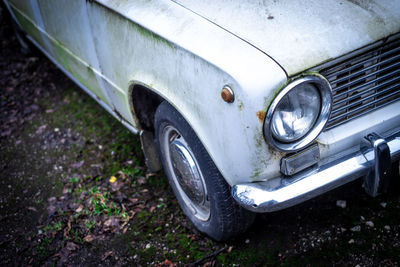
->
xmin=4 ymin=0 xmax=400 ymax=240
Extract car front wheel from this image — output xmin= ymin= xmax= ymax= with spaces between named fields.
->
xmin=154 ymin=101 xmax=255 ymax=241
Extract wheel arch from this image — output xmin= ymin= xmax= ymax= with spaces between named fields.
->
xmin=129 ymin=81 xmax=164 ymax=132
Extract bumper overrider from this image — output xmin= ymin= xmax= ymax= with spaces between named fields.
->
xmin=232 ymin=130 xmax=400 ymax=212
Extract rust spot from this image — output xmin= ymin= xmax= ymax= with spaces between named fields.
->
xmin=256 ymin=110 xmax=266 ymax=123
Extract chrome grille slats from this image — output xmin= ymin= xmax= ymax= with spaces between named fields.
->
xmin=324 ymin=46 xmax=400 ymax=79
xmin=329 ymin=88 xmax=400 ymax=124
xmin=332 ymin=76 xmax=400 ymax=108
xmin=328 ymin=53 xmax=400 ymax=84
xmin=321 ymin=35 xmax=400 ymax=130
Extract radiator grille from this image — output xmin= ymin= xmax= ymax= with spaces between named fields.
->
xmin=321 ymin=35 xmax=400 ymax=130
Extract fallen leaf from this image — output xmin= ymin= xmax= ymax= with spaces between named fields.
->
xmin=134 ymin=204 xmax=145 ymax=212
xmin=69 ymin=203 xmax=79 ymax=210
xmin=35 ymin=125 xmax=46 ymax=135
xmin=137 ymin=177 xmax=146 ymax=185
xmin=104 ymin=217 xmax=120 ymax=230
xmin=164 ymin=259 xmax=173 ymax=266
xmin=128 ymin=198 xmax=139 ymax=204
xmin=66 ymin=242 xmax=79 ymax=251
xmin=47 ymin=205 xmax=56 ymax=216
xmin=70 ymin=161 xmax=84 ymax=169
xmin=104 ymin=218 xmax=113 ymax=227
xmin=1 ymin=129 xmax=12 ymax=137
xmin=102 ymin=251 xmax=114 ymax=261
xmin=203 ymin=261 xmax=214 ymax=267
xmin=83 ymin=235 xmax=94 ymax=242
xmin=149 ymin=206 xmax=156 ymax=213
xmin=27 ymin=206 xmax=37 ymax=212
xmin=64 ymin=219 xmax=72 ymax=237
xmin=145 ymin=172 xmax=157 ymax=178
xmin=117 ymin=170 xmax=126 ymax=180
xmin=91 ymin=164 xmax=102 ymax=168
xmin=128 ymin=211 xmax=136 ymax=219
xmin=109 ymin=176 xmax=117 ymax=183
xmin=75 ymin=205 xmax=83 ymax=213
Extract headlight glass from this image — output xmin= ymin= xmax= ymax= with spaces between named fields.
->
xmin=271 ymin=83 xmax=321 ymax=142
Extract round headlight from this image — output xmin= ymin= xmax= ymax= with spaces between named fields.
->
xmin=271 ymin=83 xmax=320 ymax=142
xmin=264 ymin=75 xmax=332 ymax=152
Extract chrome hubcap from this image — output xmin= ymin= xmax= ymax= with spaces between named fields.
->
xmin=162 ymin=126 xmax=210 ymax=221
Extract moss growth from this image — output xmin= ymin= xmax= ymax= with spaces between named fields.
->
xmin=133 ymin=22 xmax=176 ymax=50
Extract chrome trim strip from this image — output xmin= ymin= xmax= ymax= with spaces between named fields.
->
xmin=232 ymin=131 xmax=400 ymax=212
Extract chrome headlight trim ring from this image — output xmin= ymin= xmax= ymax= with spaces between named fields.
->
xmin=264 ymin=75 xmax=332 ymax=152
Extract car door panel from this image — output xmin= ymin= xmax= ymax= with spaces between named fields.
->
xmin=36 ymin=0 xmax=112 ymax=105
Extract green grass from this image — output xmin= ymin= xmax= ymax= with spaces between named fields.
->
xmin=43 ymin=221 xmax=63 ymax=233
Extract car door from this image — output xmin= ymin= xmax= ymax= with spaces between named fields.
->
xmin=34 ymin=0 xmax=113 ymax=106
xmin=5 ymin=0 xmax=113 ymax=108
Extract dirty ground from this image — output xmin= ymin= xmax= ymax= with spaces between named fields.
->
xmin=1 ymin=7 xmax=400 ymax=266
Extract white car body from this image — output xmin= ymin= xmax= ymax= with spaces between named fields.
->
xmin=4 ymin=0 xmax=400 ymax=211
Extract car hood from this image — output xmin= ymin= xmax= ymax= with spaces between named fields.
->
xmin=173 ymin=0 xmax=400 ymax=76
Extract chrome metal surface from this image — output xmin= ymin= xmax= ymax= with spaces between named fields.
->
xmin=322 ymin=35 xmax=400 ymax=130
xmin=361 ymin=133 xmax=392 ymax=197
xmin=280 ymin=144 xmax=320 ymax=176
xmin=232 ymin=130 xmax=400 ymax=212
xmin=264 ymin=75 xmax=332 ymax=152
xmin=161 ymin=126 xmax=210 ymax=221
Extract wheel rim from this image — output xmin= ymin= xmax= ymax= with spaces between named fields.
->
xmin=161 ymin=125 xmax=210 ymax=221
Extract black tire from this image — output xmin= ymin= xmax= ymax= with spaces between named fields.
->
xmin=154 ymin=101 xmax=255 ymax=241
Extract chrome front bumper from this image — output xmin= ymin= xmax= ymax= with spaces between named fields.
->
xmin=232 ymin=130 xmax=400 ymax=213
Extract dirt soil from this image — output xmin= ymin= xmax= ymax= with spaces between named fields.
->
xmin=1 ymin=6 xmax=400 ymax=266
